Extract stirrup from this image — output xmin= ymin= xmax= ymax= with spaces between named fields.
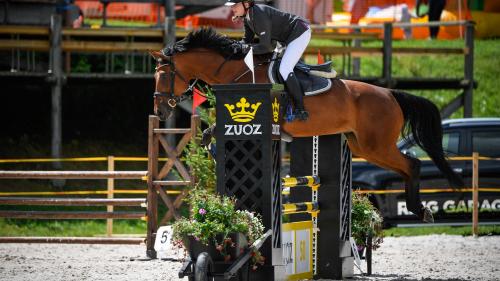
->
xmin=293 ymin=109 xmax=309 ymax=121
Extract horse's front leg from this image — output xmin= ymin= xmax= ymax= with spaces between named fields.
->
xmin=201 ymin=124 xmax=216 ymax=147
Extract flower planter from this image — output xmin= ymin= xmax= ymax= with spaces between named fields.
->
xmin=184 ymin=233 xmax=248 ymax=262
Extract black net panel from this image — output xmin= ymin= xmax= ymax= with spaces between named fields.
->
xmin=222 ymin=139 xmax=264 ymax=213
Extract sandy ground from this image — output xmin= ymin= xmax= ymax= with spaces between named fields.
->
xmin=1 ymin=235 xmax=499 ymax=281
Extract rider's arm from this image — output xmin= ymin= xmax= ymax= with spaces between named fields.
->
xmin=242 ymin=21 xmax=255 ymax=44
xmin=248 ymin=10 xmax=274 ymax=55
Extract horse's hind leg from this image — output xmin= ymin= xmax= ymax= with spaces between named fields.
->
xmin=357 ymin=141 xmax=433 ymax=222
xmin=401 ymin=154 xmax=433 ymax=222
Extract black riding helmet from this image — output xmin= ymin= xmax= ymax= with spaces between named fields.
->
xmin=226 ymin=0 xmax=254 ymax=20
xmin=224 ymin=0 xmax=254 ymax=6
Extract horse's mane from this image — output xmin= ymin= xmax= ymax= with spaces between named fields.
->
xmin=162 ymin=27 xmax=245 ymax=59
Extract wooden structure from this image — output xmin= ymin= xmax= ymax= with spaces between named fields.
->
xmin=0 ymin=115 xmax=199 ymax=249
xmin=0 ymin=20 xmax=476 ymax=122
xmin=202 ymin=84 xmax=353 ymax=280
xmin=146 ymin=114 xmax=200 ymax=258
xmin=0 ymin=237 xmax=144 ymax=244
xmin=0 ymin=170 xmax=147 ymax=220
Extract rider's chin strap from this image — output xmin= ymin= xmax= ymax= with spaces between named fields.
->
xmin=243 ymin=1 xmax=254 ymax=18
xmin=232 ymin=1 xmax=253 ymax=22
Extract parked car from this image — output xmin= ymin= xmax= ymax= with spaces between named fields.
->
xmin=352 ymin=118 xmax=500 ymax=226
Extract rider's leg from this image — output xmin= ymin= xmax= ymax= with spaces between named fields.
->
xmin=280 ymin=28 xmax=311 ymax=121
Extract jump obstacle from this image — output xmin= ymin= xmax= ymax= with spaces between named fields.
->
xmin=205 ymin=83 xmax=353 ymax=280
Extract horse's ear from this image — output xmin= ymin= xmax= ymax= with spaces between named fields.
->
xmin=149 ymin=50 xmax=167 ymax=60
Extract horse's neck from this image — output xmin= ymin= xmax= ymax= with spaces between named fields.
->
xmin=194 ymin=51 xmax=272 ymax=84
xmin=228 ymin=57 xmax=272 ymax=84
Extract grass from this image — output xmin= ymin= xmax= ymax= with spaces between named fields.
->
xmin=3 ymin=218 xmax=499 ymax=238
xmin=0 ymin=219 xmax=146 ymax=237
xmin=85 ymin=18 xmax=156 ymax=28
xmin=384 ymin=225 xmax=500 ymax=237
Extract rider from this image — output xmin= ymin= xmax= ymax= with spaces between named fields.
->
xmin=225 ymin=0 xmax=311 ymax=121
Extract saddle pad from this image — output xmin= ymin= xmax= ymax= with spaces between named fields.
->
xmin=268 ymin=58 xmax=332 ymax=96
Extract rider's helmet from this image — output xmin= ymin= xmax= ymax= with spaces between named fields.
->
xmin=225 ymin=0 xmax=254 ymax=6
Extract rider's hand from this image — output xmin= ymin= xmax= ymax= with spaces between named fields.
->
xmin=230 ymin=42 xmax=250 ymax=55
xmin=240 ymin=43 xmax=250 ymax=54
xmin=230 ymin=42 xmax=242 ymax=54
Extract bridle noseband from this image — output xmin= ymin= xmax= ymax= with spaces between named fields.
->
xmin=153 ymin=55 xmax=198 ymax=109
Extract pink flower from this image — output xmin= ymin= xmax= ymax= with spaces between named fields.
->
xmin=198 ymin=208 xmax=207 ymax=215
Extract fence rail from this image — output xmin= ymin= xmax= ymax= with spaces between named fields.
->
xmin=0 ymin=237 xmax=145 ymax=244
xmin=0 ymin=211 xmax=145 ymax=220
xmin=0 ymin=156 xmax=149 ymax=238
xmin=0 ymin=197 xmax=146 ymax=206
xmin=1 ymin=19 xmax=475 ymax=121
xmin=0 ymin=171 xmax=146 ymax=179
xmin=1 ymin=150 xmax=495 ymax=243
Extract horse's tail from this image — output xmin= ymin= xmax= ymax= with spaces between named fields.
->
xmin=390 ymin=90 xmax=464 ymax=188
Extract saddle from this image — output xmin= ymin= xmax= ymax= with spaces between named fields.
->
xmin=267 ymin=51 xmax=336 ymax=96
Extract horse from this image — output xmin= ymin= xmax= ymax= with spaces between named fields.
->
xmin=150 ymin=28 xmax=463 ymax=222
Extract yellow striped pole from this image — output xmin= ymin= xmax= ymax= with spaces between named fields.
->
xmin=282 ymin=176 xmax=320 ymax=188
xmin=282 ymin=202 xmax=319 ymax=215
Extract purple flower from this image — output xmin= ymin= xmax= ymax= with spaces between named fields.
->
xmin=194 ymin=236 xmax=200 ymax=241
xmin=199 ymin=208 xmax=207 ymax=215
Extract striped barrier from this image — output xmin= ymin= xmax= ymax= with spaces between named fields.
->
xmin=282 ymin=202 xmax=319 ymax=215
xmin=212 ymin=85 xmax=352 ymax=280
xmin=282 ymin=176 xmax=320 ymax=188
xmin=281 ymin=174 xmax=320 ymax=280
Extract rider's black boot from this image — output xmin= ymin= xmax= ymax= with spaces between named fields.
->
xmin=285 ymin=73 xmax=308 ymax=121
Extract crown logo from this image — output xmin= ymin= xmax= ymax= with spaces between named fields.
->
xmin=224 ymin=97 xmax=262 ymax=123
xmin=272 ymin=97 xmax=279 ymax=122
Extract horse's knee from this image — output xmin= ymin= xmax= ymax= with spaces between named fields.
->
xmin=201 ymin=125 xmax=216 ymax=146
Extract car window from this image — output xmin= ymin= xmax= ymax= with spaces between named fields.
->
xmin=472 ymin=130 xmax=500 ymax=157
xmin=404 ymin=132 xmax=460 ymax=158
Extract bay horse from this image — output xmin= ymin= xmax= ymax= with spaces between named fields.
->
xmin=150 ymin=28 xmax=463 ymax=222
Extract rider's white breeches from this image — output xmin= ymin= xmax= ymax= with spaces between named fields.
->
xmin=279 ymin=28 xmax=312 ymax=81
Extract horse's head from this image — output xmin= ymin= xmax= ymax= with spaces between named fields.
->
xmin=150 ymin=50 xmax=194 ymax=121
xmin=150 ymin=28 xmax=249 ymax=121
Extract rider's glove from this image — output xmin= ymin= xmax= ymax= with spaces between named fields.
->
xmin=230 ymin=42 xmax=250 ymax=55
xmin=240 ymin=43 xmax=250 ymax=54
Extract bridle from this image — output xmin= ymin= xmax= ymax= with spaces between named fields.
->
xmin=153 ymin=55 xmax=199 ymax=109
xmin=153 ymin=47 xmax=267 ymax=113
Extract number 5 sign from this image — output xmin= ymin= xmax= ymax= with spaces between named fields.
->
xmin=154 ymin=226 xmax=174 ymax=259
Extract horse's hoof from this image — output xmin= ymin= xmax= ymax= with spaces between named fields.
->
xmin=281 ymin=132 xmax=293 ymax=143
xmin=422 ymin=207 xmax=434 ymax=223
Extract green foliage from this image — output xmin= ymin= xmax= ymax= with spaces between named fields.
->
xmin=172 ymin=189 xmax=264 ymax=246
xmin=72 ymin=56 xmax=92 ymax=73
xmin=385 ymin=225 xmax=500 ymax=237
xmin=184 ymin=137 xmax=216 ymax=192
xmin=183 ymin=82 xmax=217 ymax=191
xmin=351 ymin=192 xmax=384 ymax=250
xmin=171 ymin=189 xmax=265 ymax=266
xmin=196 ymin=83 xmax=217 ymax=125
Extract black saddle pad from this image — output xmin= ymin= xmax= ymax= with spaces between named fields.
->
xmin=269 ymin=58 xmax=332 ymax=96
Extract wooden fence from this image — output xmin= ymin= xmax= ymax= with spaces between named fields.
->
xmin=0 ymin=150 xmax=496 ymax=244
xmin=0 ymin=20 xmax=476 ymax=119
xmin=0 ymin=115 xmax=199 ymax=253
